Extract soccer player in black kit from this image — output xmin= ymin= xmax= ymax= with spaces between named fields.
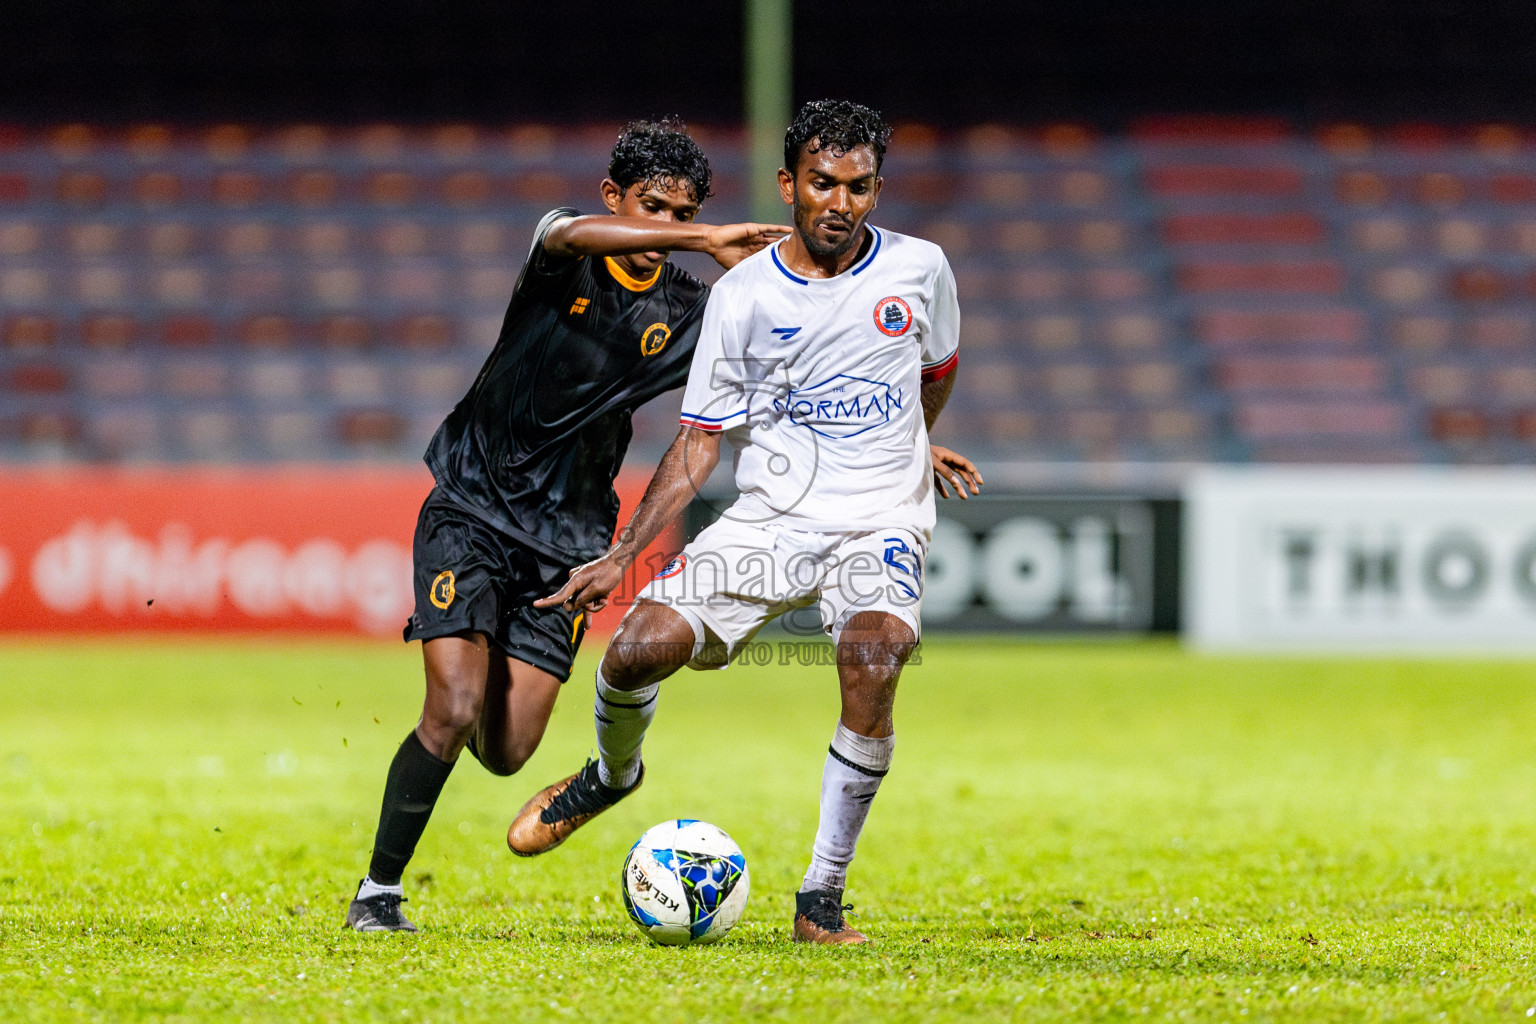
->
xmin=346 ymin=120 xmax=788 ymax=932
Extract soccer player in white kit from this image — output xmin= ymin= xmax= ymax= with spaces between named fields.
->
xmin=509 ymin=100 xmax=982 ymax=945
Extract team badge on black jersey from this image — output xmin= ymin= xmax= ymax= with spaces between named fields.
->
xmin=874 ymin=296 xmax=913 ymax=337
xmin=640 ymin=322 xmax=672 ymax=356
xmin=430 ymin=570 xmax=456 ymax=609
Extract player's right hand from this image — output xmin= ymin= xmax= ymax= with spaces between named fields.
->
xmin=707 ymin=222 xmax=791 ymax=270
xmin=534 ymin=556 xmax=626 ymax=613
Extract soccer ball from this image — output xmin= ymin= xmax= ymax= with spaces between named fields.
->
xmin=620 ymin=819 xmax=750 ymax=946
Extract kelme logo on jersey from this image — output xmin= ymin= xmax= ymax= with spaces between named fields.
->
xmin=429 ymin=570 xmax=456 ymax=609
xmin=873 ymin=296 xmax=913 ymax=337
xmin=640 ymin=322 xmax=671 ymax=356
xmin=772 ymin=374 xmax=903 ymax=439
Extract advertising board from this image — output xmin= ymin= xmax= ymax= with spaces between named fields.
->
xmin=1185 ymin=467 xmax=1536 ymax=650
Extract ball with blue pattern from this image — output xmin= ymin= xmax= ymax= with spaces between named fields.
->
xmin=620 ymin=819 xmax=751 ymax=946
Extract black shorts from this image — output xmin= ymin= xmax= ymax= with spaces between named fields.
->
xmin=403 ymin=488 xmax=590 ymax=681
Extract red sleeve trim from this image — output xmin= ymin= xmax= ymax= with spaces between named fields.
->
xmin=679 ymin=417 xmax=724 ymax=433
xmin=921 ymin=350 xmax=959 ymax=384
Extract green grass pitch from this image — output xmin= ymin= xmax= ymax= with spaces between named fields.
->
xmin=4 ymin=636 xmax=1536 ymax=1022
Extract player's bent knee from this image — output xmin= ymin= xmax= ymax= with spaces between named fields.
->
xmin=601 ymin=600 xmax=696 ymax=689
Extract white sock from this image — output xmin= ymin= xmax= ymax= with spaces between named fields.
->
xmin=356 ymin=875 xmax=403 ymax=900
xmin=595 ymin=668 xmax=658 ymax=790
xmin=801 ymin=722 xmax=895 ymax=893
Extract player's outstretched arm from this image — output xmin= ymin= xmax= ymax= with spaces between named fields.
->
xmin=543 ymin=217 xmax=789 ymax=270
xmin=931 ymin=445 xmax=983 ymax=499
xmin=535 ymin=426 xmax=723 ymax=613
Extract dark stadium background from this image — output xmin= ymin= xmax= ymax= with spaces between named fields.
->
xmin=6 ymin=0 xmax=1536 ymax=642
xmin=5 ymin=1 xmax=1536 ymax=123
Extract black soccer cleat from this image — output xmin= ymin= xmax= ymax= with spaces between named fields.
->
xmin=792 ymin=888 xmax=868 ymax=945
xmin=346 ymin=885 xmax=418 ymax=933
xmin=507 ymin=758 xmax=643 ymax=856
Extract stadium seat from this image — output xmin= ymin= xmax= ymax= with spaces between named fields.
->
xmin=1145 ymin=165 xmax=1303 ymax=198
xmin=1371 ymin=267 xmax=1436 ymax=304
xmin=1083 ymin=267 xmax=1150 ymax=301
xmin=1103 ymin=314 xmax=1168 ymax=352
xmin=441 ymin=170 xmax=494 ymax=207
xmin=259 ymin=411 xmax=325 ymax=457
xmin=243 ymin=359 xmax=307 ymax=401
xmin=159 ymin=315 xmax=216 ymax=348
xmin=240 ymin=315 xmax=298 ymax=348
xmin=176 ymin=411 xmax=242 ymax=456
xmin=1007 ymin=268 xmax=1069 ymax=302
xmin=1335 ymin=171 xmax=1392 ymax=205
xmin=1414 ymin=172 xmax=1467 ymax=206
xmin=1492 ymin=366 xmax=1536 ymax=401
xmin=509 ymin=171 xmax=576 ymax=205
xmin=1488 ymin=174 xmax=1536 ymax=204
xmin=1428 ymin=407 xmax=1492 ymax=442
xmin=289 ymin=170 xmax=340 ymax=207
xmin=132 ymin=171 xmax=182 ymax=207
xmin=166 ymin=358 xmax=229 ymax=397
xmin=1407 ymin=363 xmax=1476 ymax=403
xmin=1056 ymin=170 xmax=1112 ymax=207
xmin=1163 ymin=213 xmax=1325 ymax=246
xmin=1351 ymin=217 xmax=1412 ymax=253
xmin=1511 ymin=410 xmax=1536 ymax=441
xmin=1043 ymin=363 xmax=1100 ymax=402
xmin=6 ymin=365 xmax=69 ymax=394
xmin=1434 ymin=219 xmax=1489 ymax=256
xmin=338 ymin=409 xmax=408 ymax=447
xmin=1448 ymin=266 xmax=1507 ymax=302
xmin=1196 ymin=308 xmax=1367 ymax=347
xmin=1467 ymin=313 xmax=1532 ymax=348
xmin=318 ymin=315 xmax=371 ymax=349
xmin=1243 ymin=400 xmax=1410 ymax=440
xmin=212 ymin=171 xmax=263 ymax=207
xmin=3 ymin=314 xmax=56 ymax=350
xmin=1217 ymin=356 xmax=1384 ymax=394
xmin=1179 ymin=261 xmax=1344 ymax=295
xmin=0 ymin=219 xmax=42 ymax=255
xmin=970 ymin=171 xmax=1030 ymax=207
xmin=0 ymin=173 xmax=29 ymax=204
xmin=86 ymin=409 xmax=160 ymax=459
xmin=1121 ymin=362 xmax=1184 ymax=402
xmin=204 ymin=124 xmax=251 ymax=162
xmin=56 ymin=171 xmax=109 ymax=206
xmin=1130 ymin=115 xmax=1291 ymax=147
xmin=79 ymin=356 xmax=151 ymax=397
xmin=1391 ymin=315 xmax=1454 ymax=350
xmin=394 ymin=314 xmax=454 ymax=350
xmin=454 ymin=221 xmax=508 ymax=258
xmin=81 ymin=314 xmax=138 ymax=349
xmin=17 ymin=411 xmax=80 ymax=446
xmin=364 ymin=170 xmax=418 ymax=206
xmin=1029 ymin=315 xmax=1082 ymax=351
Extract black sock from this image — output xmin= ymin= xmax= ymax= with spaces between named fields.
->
xmin=367 ymin=730 xmax=455 ymax=887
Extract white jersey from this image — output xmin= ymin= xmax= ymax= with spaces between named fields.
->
xmin=678 ymin=226 xmax=960 ymax=537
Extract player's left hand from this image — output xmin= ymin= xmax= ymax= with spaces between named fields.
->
xmin=535 ymin=556 xmax=625 ymax=613
xmin=931 ymin=445 xmax=983 ymax=499
xmin=707 ymin=222 xmax=792 ymax=270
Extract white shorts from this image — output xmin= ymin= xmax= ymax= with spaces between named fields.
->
xmin=634 ymin=516 xmax=926 ymax=669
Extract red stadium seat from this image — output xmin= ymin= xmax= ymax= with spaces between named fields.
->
xmin=900 ymin=171 xmax=960 ymax=205
xmin=338 ymin=409 xmax=408 ymax=446
xmin=1163 ymin=213 xmax=1325 ymax=246
xmin=289 ymin=169 xmax=340 ymax=207
xmin=1449 ymin=267 xmax=1507 ymax=302
xmin=132 ymin=171 xmax=182 ymax=206
xmin=1428 ymin=407 xmax=1491 ymax=442
xmin=1196 ymin=308 xmax=1367 ymax=347
xmin=57 ymin=171 xmax=109 ymax=206
xmin=81 ymin=314 xmax=138 ymax=349
xmin=395 ymin=314 xmax=455 ymax=350
xmin=159 ymin=315 xmax=217 ymax=348
xmin=1471 ymin=123 xmax=1525 ymax=156
xmin=1512 ymin=410 xmax=1536 ymax=441
xmin=18 ymin=412 xmax=80 ymax=445
xmin=509 ymin=171 xmax=576 ymax=204
xmin=430 ymin=124 xmax=482 ymax=160
xmin=1414 ymin=172 xmax=1467 ymax=206
xmin=1039 ymin=123 xmax=1097 ymax=159
xmin=3 ymin=315 xmax=57 ymax=350
xmin=1316 ymin=123 xmax=1373 ymax=158
xmin=1218 ymin=356 xmax=1384 ymax=393
xmin=212 ymin=171 xmax=263 ymax=206
xmin=241 ymin=315 xmax=298 ymax=348
xmin=318 ymin=315 xmax=371 ymax=349
xmin=1390 ymin=123 xmax=1450 ymax=151
xmin=1178 ymin=261 xmax=1344 ymax=295
xmin=1144 ymin=164 xmax=1303 ymax=197
xmin=1130 ymin=115 xmax=1291 ymax=146
xmin=7 ymin=364 xmax=68 ymax=394
xmin=0 ymin=173 xmax=29 ymax=203
xmin=1334 ymin=171 xmax=1392 ymax=205
xmin=1236 ymin=400 xmax=1407 ymax=439
xmin=204 ymin=124 xmax=252 ymax=162
xmin=363 ymin=170 xmax=418 ymax=206
xmin=440 ymin=170 xmax=494 ymax=207
xmin=994 ymin=220 xmax=1051 ymax=254
xmin=969 ymin=171 xmax=1029 ymax=207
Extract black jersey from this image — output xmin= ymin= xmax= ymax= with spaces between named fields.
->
xmin=425 ymin=208 xmax=709 ymax=563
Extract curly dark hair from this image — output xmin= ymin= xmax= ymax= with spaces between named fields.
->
xmin=608 ymin=118 xmax=713 ymax=203
xmin=783 ymin=99 xmax=892 ymax=174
